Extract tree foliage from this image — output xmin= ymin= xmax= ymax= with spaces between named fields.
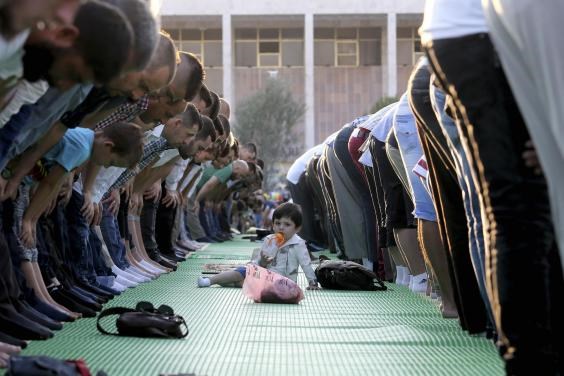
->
xmin=234 ymin=78 xmax=306 ymax=190
xmin=369 ymin=96 xmax=399 ymax=114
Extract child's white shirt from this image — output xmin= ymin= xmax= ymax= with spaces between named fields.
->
xmin=251 ymin=233 xmax=317 ymax=284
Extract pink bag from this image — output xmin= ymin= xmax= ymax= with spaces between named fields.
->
xmin=242 ymin=264 xmax=304 ymax=304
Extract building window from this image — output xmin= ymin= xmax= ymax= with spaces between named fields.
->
xmin=163 ymin=28 xmax=222 ymax=68
xmin=235 ymin=28 xmax=304 ymax=68
xmin=397 ymin=27 xmax=422 ymax=66
xmin=314 ymin=27 xmax=381 ymax=67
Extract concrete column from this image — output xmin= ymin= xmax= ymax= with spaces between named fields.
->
xmin=304 ymin=12 xmax=315 ymax=149
xmin=386 ymin=13 xmax=397 ymax=97
xmin=222 ymin=14 xmax=233 ymax=115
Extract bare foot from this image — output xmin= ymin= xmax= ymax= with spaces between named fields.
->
xmin=0 ymin=342 xmax=21 ymax=355
xmin=440 ymin=302 xmax=459 ymax=319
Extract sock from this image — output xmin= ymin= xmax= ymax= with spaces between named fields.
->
xmin=197 ymin=277 xmax=211 ymax=287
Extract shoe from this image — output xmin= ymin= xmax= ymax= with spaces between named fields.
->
xmin=197 ymin=277 xmax=211 ymax=287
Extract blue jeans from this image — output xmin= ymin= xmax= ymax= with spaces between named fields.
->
xmin=0 ymin=104 xmax=32 ymax=171
xmin=100 ymin=203 xmax=129 ymax=270
xmin=66 ymin=190 xmax=96 ymax=280
xmin=393 ymin=95 xmax=437 ymax=222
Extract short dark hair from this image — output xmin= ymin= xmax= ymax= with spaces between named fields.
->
xmin=180 ymin=52 xmax=204 ymax=101
xmin=74 ymin=1 xmax=134 ymax=83
xmin=247 ymin=161 xmax=257 ymax=174
xmin=147 ymin=32 xmax=178 ymax=85
xmin=243 ymin=142 xmax=257 ymax=155
xmin=177 ymin=103 xmax=202 ymax=129
xmin=207 ymin=91 xmax=220 ymax=120
xmin=212 ymin=115 xmax=224 ymax=137
xmin=102 ymin=121 xmax=144 ymax=167
xmin=217 ymin=114 xmax=230 ymax=138
xmin=231 ymin=137 xmax=239 ymax=158
xmin=199 ymin=84 xmax=212 ymax=107
xmin=102 ymin=0 xmax=157 ymax=70
xmin=197 ymin=115 xmax=217 ymax=142
xmin=273 ymin=202 xmax=302 ymax=228
xmin=219 ymin=141 xmax=231 ymax=158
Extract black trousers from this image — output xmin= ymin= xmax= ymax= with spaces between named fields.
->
xmin=427 ymin=34 xmax=563 ymax=374
xmin=318 ymin=151 xmax=345 ymax=256
xmin=156 ymin=183 xmax=177 ymax=256
xmin=369 ymin=138 xmax=414 ymax=246
xmin=288 ymin=177 xmax=316 ymax=244
xmin=408 ymin=59 xmax=488 ymax=334
xmin=305 ymin=156 xmax=330 ymax=249
xmin=141 ymin=197 xmax=159 ymax=251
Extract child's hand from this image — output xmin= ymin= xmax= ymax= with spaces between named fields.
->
xmin=260 ymin=250 xmax=274 ymax=265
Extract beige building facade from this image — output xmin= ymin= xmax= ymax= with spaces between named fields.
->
xmin=160 ymin=0 xmax=424 ymax=150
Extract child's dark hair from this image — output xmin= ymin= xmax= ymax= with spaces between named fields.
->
xmin=272 ymin=202 xmax=302 ymax=228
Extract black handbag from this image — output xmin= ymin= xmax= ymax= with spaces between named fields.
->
xmin=96 ymin=301 xmax=188 ymax=339
xmin=315 ymin=260 xmax=387 ymax=291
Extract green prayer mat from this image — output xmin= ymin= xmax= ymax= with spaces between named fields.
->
xmin=14 ymin=237 xmax=503 ymax=376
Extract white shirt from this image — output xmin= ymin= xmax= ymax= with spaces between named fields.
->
xmin=286 ymin=144 xmax=324 ymax=184
xmin=89 ymin=126 xmax=165 ymax=202
xmin=370 ymin=103 xmax=398 ymax=142
xmin=90 ymin=166 xmax=127 ymax=203
xmin=0 ymin=80 xmax=48 ymax=128
xmin=0 ymin=30 xmax=29 ymax=81
xmin=419 ymin=0 xmax=488 ymax=44
xmin=359 ymin=149 xmax=373 ymax=167
xmin=152 ymin=148 xmax=179 ymax=168
xmin=165 ymin=158 xmax=190 ymax=191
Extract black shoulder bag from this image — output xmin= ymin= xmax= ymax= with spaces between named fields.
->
xmin=96 ymin=301 xmax=189 ymax=339
xmin=315 ymin=260 xmax=387 ymax=291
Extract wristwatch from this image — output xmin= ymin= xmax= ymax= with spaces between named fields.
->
xmin=1 ymin=168 xmax=13 ymax=179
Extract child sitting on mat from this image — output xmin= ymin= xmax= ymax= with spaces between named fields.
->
xmin=197 ymin=202 xmax=320 ymax=290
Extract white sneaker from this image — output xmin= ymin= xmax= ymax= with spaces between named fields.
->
xmin=197 ymin=277 xmax=211 ymax=287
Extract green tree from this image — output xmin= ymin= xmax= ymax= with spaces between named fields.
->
xmin=369 ymin=96 xmax=398 ymax=114
xmin=234 ymin=78 xmax=306 ymax=190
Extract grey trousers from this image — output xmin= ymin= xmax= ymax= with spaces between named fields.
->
xmin=326 ymin=138 xmax=369 ymax=260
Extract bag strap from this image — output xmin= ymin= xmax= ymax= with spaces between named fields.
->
xmin=96 ymin=307 xmax=136 ymax=336
xmin=372 ymin=279 xmax=387 ymax=291
xmin=177 ymin=316 xmax=189 ymax=338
